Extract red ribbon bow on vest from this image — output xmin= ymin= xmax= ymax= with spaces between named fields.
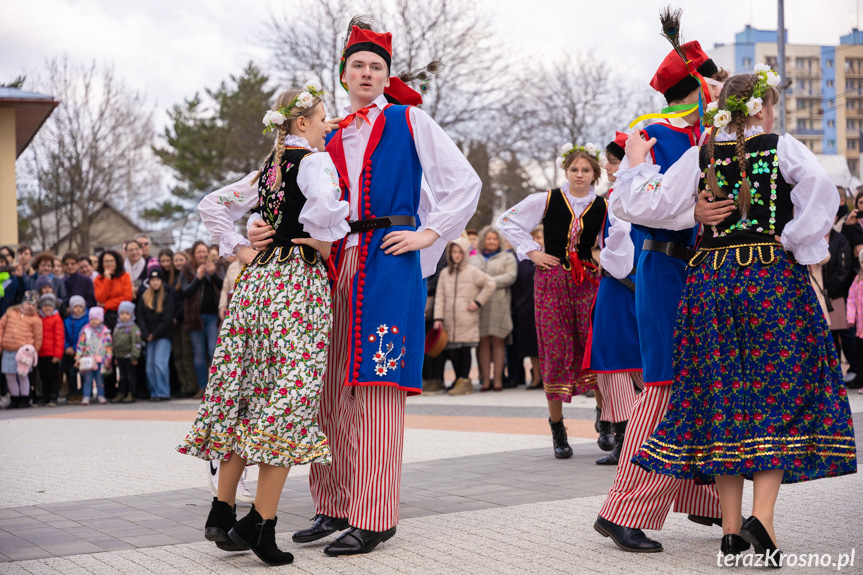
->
xmin=568 ymin=252 xmax=599 ymax=286
xmin=339 ymin=105 xmax=374 ymax=130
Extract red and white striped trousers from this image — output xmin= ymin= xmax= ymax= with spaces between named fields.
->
xmin=597 ymin=371 xmax=644 ymax=424
xmin=598 ymin=384 xmax=720 ymax=530
xmin=309 ymin=248 xmax=407 ymax=531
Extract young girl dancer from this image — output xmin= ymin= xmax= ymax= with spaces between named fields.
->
xmin=625 ymin=67 xmax=857 ymax=564
xmin=177 ymin=84 xmax=350 ymax=566
xmin=498 ymin=144 xmax=606 ymax=458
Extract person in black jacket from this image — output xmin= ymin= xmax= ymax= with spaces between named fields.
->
xmin=137 ymin=269 xmax=175 ymax=400
xmin=825 ymin=206 xmax=861 ymax=379
xmin=841 ymin=192 xmax=863 ymax=268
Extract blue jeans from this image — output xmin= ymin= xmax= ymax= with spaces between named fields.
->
xmin=190 ymin=313 xmax=219 ymax=389
xmin=81 ymin=369 xmax=104 ymax=399
xmin=146 ymin=338 xmax=172 ymax=398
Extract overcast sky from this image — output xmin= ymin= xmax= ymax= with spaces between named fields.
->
xmin=3 ymin=0 xmax=861 ymax=125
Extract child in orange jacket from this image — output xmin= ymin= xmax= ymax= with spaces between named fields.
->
xmin=0 ymin=290 xmax=43 ymax=408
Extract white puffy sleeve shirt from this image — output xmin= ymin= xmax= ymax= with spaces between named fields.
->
xmin=338 ymin=95 xmax=482 ymax=277
xmin=199 ymin=141 xmax=350 ymax=257
xmin=610 ymin=128 xmax=838 ymax=265
xmin=496 ymin=192 xmax=548 ymax=261
xmin=599 ymin=204 xmax=636 ymax=280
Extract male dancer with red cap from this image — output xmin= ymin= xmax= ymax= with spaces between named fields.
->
xmin=593 ymin=39 xmax=734 ymax=553
xmin=282 ymin=21 xmax=481 ymax=556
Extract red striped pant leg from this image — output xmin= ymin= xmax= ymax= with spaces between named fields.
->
xmin=671 ymin=475 xmax=721 ymax=519
xmin=347 ymin=384 xmax=407 ymax=531
xmin=632 ymin=370 xmax=645 ymax=390
xmin=597 ymin=372 xmax=639 ymax=424
xmin=309 ymin=247 xmax=358 ymax=519
xmin=598 ymin=385 xmax=683 ymax=530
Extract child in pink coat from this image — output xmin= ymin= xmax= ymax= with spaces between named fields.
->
xmin=845 ymin=250 xmax=863 ymax=393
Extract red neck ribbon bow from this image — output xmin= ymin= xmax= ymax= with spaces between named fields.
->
xmin=339 ymin=105 xmax=374 ymax=130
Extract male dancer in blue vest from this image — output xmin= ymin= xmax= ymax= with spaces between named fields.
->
xmin=251 ymin=22 xmax=481 ymax=556
xmin=593 ymin=40 xmax=736 ymax=553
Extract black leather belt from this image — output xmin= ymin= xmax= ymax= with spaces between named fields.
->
xmin=601 ymin=268 xmax=636 ymax=292
xmin=349 ymin=216 xmax=416 ymax=234
xmin=642 ymin=239 xmax=696 ymax=263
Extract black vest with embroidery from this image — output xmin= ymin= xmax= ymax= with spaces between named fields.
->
xmin=542 ymin=189 xmax=607 ymax=265
xmin=697 ymin=133 xmax=794 ymax=251
xmin=255 ymin=147 xmax=314 ymax=247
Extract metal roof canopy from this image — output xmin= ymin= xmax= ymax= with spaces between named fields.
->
xmin=0 ymin=87 xmax=59 ymax=157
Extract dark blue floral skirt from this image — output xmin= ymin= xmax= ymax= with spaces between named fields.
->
xmin=632 ymin=247 xmax=857 ymax=484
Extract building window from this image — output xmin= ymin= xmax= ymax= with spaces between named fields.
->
xmin=796 ymin=58 xmax=805 ymax=69
xmin=827 ymin=59 xmax=834 ymax=68
xmin=829 ymin=140 xmax=836 ymax=148
xmin=848 ymin=139 xmax=858 ymax=150
xmin=743 ymin=57 xmax=752 ymax=68
xmin=828 ymin=119 xmax=835 ymax=128
xmin=850 ymin=159 xmax=859 ymax=173
xmin=827 ymin=79 xmax=834 ymax=88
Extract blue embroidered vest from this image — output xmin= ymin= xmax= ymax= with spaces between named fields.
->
xmin=633 ymin=121 xmax=700 ymax=385
xmin=326 ymin=105 xmax=425 ymax=394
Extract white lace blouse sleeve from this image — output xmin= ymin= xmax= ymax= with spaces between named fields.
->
xmin=777 ymin=134 xmax=839 ymax=265
xmin=198 ymin=171 xmax=260 ymax=257
xmin=296 ymin=153 xmax=351 ymax=242
xmin=600 ymin=205 xmax=635 ymax=279
xmin=496 ymin=193 xmax=547 ymax=261
xmin=609 ymin=148 xmax=700 ymax=231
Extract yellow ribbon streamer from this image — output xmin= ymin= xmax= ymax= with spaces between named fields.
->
xmin=628 ymin=104 xmax=699 ymax=130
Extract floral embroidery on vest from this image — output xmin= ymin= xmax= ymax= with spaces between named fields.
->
xmin=368 ymin=324 xmax=406 ymax=377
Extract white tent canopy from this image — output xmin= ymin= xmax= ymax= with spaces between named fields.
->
xmin=815 ymin=154 xmax=862 ymax=197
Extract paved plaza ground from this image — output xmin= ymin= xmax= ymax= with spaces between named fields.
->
xmin=1 ymin=385 xmax=861 ymax=574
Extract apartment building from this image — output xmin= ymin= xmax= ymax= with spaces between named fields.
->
xmin=711 ymin=26 xmax=863 ymax=174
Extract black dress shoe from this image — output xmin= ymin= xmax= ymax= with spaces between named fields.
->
xmin=720 ymin=534 xmax=751 ymax=556
xmin=593 ymin=515 xmax=663 ymax=553
xmin=204 ymin=497 xmax=247 ymax=552
xmin=687 ymin=514 xmax=722 ymax=527
xmin=549 ymin=417 xmax=573 ymax=459
xmin=740 ymin=515 xmax=782 ymax=568
xmin=323 ymin=526 xmax=396 ymax=556
xmin=292 ymin=514 xmax=350 ymax=543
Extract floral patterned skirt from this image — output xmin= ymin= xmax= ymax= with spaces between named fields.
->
xmin=535 ymin=264 xmax=598 ymax=402
xmin=176 ymin=248 xmax=332 ymax=467
xmin=632 ymin=249 xmax=857 ymax=484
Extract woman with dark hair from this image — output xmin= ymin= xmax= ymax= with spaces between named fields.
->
xmin=94 ymin=249 xmax=132 ymax=398
xmin=841 ymin=191 xmax=863 ymax=260
xmin=181 ymin=240 xmax=223 ymax=398
xmin=30 ymin=251 xmax=68 ymax=311
xmin=158 ymin=248 xmax=177 ymax=289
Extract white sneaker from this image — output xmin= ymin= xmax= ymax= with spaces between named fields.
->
xmin=236 ymin=468 xmax=255 ymax=505
xmin=97 ymin=396 xmax=107 ymax=405
xmin=0 ymin=393 xmax=10 ymax=409
xmin=207 ymin=460 xmax=219 ymax=496
xmin=81 ymin=397 xmax=90 ymax=406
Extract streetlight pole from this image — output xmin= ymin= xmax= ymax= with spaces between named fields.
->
xmin=778 ymin=0 xmax=787 ymax=134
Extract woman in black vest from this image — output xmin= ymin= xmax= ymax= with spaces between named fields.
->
xmin=622 ymin=68 xmax=856 ymax=563
xmin=177 ymin=85 xmax=350 ymax=566
xmin=498 ymin=144 xmax=606 ymax=459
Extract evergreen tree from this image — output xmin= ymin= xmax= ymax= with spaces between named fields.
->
xmin=145 ymin=62 xmax=275 ymax=223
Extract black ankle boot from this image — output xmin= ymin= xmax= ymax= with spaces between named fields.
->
xmin=229 ymin=505 xmax=294 ymax=566
xmin=549 ymin=417 xmax=573 ymax=459
xmin=597 ymin=421 xmax=627 ymax=465
xmin=205 ymin=498 xmax=246 ymax=552
xmin=597 ymin=420 xmax=615 ymax=451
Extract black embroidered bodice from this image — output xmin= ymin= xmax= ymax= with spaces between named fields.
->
xmin=697 ymin=133 xmax=794 ymax=251
xmin=541 ymin=189 xmax=607 ymax=265
xmin=255 ymin=147 xmax=314 ymax=247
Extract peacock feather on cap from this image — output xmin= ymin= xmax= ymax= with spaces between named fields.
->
xmin=659 ymin=6 xmax=688 ymax=64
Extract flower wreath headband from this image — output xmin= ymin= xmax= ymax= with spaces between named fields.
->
xmin=261 ymin=81 xmax=327 ymax=134
xmin=555 ymin=142 xmax=602 ymax=169
xmin=702 ymin=63 xmax=780 ymax=130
